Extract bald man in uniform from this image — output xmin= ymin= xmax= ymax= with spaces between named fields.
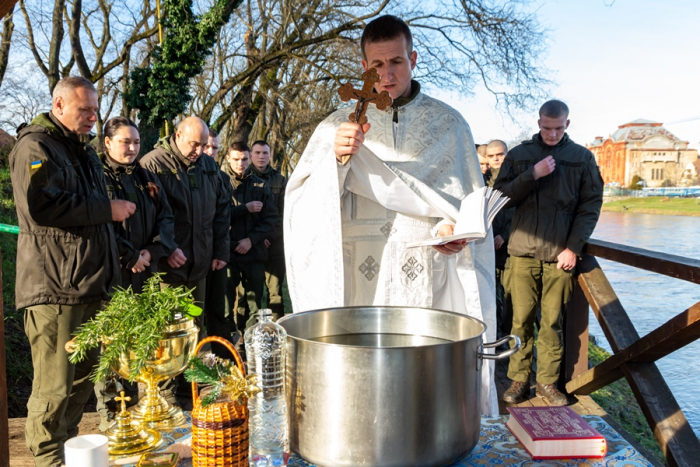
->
xmin=141 ymin=117 xmax=230 ymax=313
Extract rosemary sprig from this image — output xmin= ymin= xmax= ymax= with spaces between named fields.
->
xmin=68 ymin=273 xmax=201 ymax=382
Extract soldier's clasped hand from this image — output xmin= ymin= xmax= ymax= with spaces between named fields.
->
xmin=111 ymin=199 xmax=136 ymax=221
xmin=533 ymin=155 xmax=556 ymax=180
xmin=246 ymin=201 xmax=263 ymax=213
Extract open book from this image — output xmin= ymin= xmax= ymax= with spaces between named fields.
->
xmin=407 ymin=186 xmax=509 ymax=248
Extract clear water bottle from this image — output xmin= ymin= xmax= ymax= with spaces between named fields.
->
xmin=244 ymin=308 xmax=289 ymax=467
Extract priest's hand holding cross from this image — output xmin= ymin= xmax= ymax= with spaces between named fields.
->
xmin=334 ymin=68 xmax=392 ymax=165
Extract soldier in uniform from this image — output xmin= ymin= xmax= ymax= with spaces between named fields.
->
xmin=94 ymin=116 xmax=177 ymax=429
xmin=248 ymin=140 xmax=287 ymax=321
xmin=222 ymin=142 xmax=278 ymax=341
xmin=203 ymin=128 xmax=237 ymax=357
xmin=485 ymin=139 xmax=513 ymax=339
xmin=495 ymin=100 xmax=603 ymax=406
xmin=9 ymin=76 xmax=134 ymax=467
xmin=141 ymin=116 xmax=230 ymax=310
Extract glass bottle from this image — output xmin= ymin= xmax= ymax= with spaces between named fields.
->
xmin=244 ymin=308 xmax=289 ymax=467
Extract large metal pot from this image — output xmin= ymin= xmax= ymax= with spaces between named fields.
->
xmin=278 ymin=306 xmax=519 ymax=467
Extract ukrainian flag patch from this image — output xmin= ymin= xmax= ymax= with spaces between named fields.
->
xmin=30 ymin=160 xmax=43 ymax=169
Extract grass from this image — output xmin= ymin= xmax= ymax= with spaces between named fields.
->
xmin=588 ymin=341 xmax=667 ymax=464
xmin=603 ymin=196 xmax=700 ymax=216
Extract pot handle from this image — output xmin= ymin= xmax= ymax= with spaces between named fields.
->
xmin=479 ymin=335 xmax=521 ymax=360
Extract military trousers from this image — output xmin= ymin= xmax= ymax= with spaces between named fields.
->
xmin=227 ymin=261 xmax=265 ymax=333
xmin=506 ymin=256 xmax=575 ymax=385
xmin=264 ymin=254 xmax=286 ymax=321
xmin=24 ymin=301 xmax=103 ymax=467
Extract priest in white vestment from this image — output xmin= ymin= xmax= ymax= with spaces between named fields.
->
xmin=284 ymin=15 xmax=499 ymax=415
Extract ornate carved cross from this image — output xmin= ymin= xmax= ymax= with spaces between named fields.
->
xmin=338 ymin=68 xmax=392 ymax=125
xmin=336 ymin=68 xmax=393 ymax=165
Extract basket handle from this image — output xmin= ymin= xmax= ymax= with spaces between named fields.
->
xmin=191 ymin=335 xmax=246 ymax=403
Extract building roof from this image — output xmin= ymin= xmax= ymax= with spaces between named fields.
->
xmin=619 ymin=119 xmax=662 ymax=127
xmin=610 ymin=120 xmax=681 ymax=144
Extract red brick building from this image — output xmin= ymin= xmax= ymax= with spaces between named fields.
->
xmin=587 ymin=119 xmax=698 ymax=188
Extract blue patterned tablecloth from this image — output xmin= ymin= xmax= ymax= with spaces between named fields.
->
xmin=114 ymin=414 xmax=653 ymax=466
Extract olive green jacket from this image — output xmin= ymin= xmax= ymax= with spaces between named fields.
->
xmin=494 ymin=133 xmax=603 ymax=261
xmin=101 ymin=153 xmax=177 ymax=292
xmin=9 ymin=112 xmax=120 ymax=308
xmin=141 ymin=135 xmax=230 ymax=282
xmin=223 ymin=162 xmax=278 ymax=264
xmin=247 ymin=164 xmax=286 ymax=258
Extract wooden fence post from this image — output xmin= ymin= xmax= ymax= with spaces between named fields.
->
xmin=562 ymin=274 xmax=590 ymax=388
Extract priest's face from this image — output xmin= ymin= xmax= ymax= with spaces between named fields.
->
xmin=362 ymin=36 xmax=417 ymax=99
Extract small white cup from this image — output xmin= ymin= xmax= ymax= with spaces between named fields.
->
xmin=64 ymin=434 xmax=109 ymax=467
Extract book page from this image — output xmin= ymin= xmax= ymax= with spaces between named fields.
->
xmin=407 ymin=187 xmax=508 ymax=248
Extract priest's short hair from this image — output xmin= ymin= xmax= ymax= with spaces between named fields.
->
xmin=361 ymin=15 xmax=413 ymax=58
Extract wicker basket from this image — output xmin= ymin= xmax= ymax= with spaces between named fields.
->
xmin=190 ymin=336 xmax=248 ymax=467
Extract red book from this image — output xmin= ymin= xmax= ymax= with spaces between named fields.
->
xmin=506 ymin=406 xmax=608 ymax=459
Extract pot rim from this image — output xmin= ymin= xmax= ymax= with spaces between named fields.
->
xmin=277 ymin=306 xmax=487 ymax=349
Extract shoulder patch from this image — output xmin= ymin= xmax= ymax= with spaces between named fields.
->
xmin=28 ymin=160 xmax=48 ymax=188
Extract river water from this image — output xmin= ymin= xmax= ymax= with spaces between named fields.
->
xmin=589 ymin=212 xmax=700 ymax=437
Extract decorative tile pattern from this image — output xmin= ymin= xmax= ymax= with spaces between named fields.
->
xmin=401 ymin=256 xmax=424 ymax=281
xmin=359 ymin=256 xmax=379 ymax=281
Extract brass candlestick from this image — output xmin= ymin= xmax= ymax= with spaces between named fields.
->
xmin=112 ymin=316 xmax=199 ymax=427
xmin=107 ymin=391 xmax=161 ymax=457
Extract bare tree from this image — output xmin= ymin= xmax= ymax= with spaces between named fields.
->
xmin=0 ymin=6 xmax=14 ymax=88
xmin=9 ymin=0 xmax=159 ymax=136
xmin=189 ymin=0 xmax=550 ymax=173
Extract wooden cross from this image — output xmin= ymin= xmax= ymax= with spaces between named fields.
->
xmin=115 ymin=391 xmax=131 ymax=414
xmin=338 ymin=68 xmax=392 ymax=125
xmin=336 ymin=68 xmax=393 ymax=165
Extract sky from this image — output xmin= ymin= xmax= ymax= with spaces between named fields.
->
xmin=433 ymin=0 xmax=700 ymax=149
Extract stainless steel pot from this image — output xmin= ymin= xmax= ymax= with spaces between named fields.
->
xmin=278 ymin=306 xmax=520 ymax=467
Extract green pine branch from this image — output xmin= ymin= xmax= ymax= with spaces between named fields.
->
xmin=68 ymin=273 xmax=200 ymax=383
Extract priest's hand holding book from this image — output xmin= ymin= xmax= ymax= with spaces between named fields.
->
xmin=335 ymin=122 xmax=371 ymax=165
xmin=432 ymin=224 xmax=467 ymax=255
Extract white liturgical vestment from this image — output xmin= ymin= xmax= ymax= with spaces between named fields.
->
xmin=284 ymin=90 xmax=498 ymax=415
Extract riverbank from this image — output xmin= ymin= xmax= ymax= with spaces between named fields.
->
xmin=603 ymin=196 xmax=700 ymax=216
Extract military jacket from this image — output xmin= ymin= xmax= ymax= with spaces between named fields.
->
xmin=141 ymin=136 xmax=230 ymax=282
xmin=9 ymin=112 xmax=120 ymax=308
xmin=248 ymin=164 xmax=286 ymax=258
xmin=223 ymin=163 xmax=278 ymax=264
xmin=494 ymin=133 xmax=603 ymax=262
xmin=101 ymin=154 xmax=177 ymax=291
xmin=487 ymin=167 xmax=513 ymax=269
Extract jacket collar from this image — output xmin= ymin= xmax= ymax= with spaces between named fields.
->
xmin=29 ymin=112 xmax=93 ymax=145
xmin=392 ymin=80 xmax=421 ymax=109
xmin=533 ymin=132 xmax=571 ymax=149
xmin=101 ymin=152 xmax=135 ymax=174
xmin=156 ymin=134 xmax=197 ymax=167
